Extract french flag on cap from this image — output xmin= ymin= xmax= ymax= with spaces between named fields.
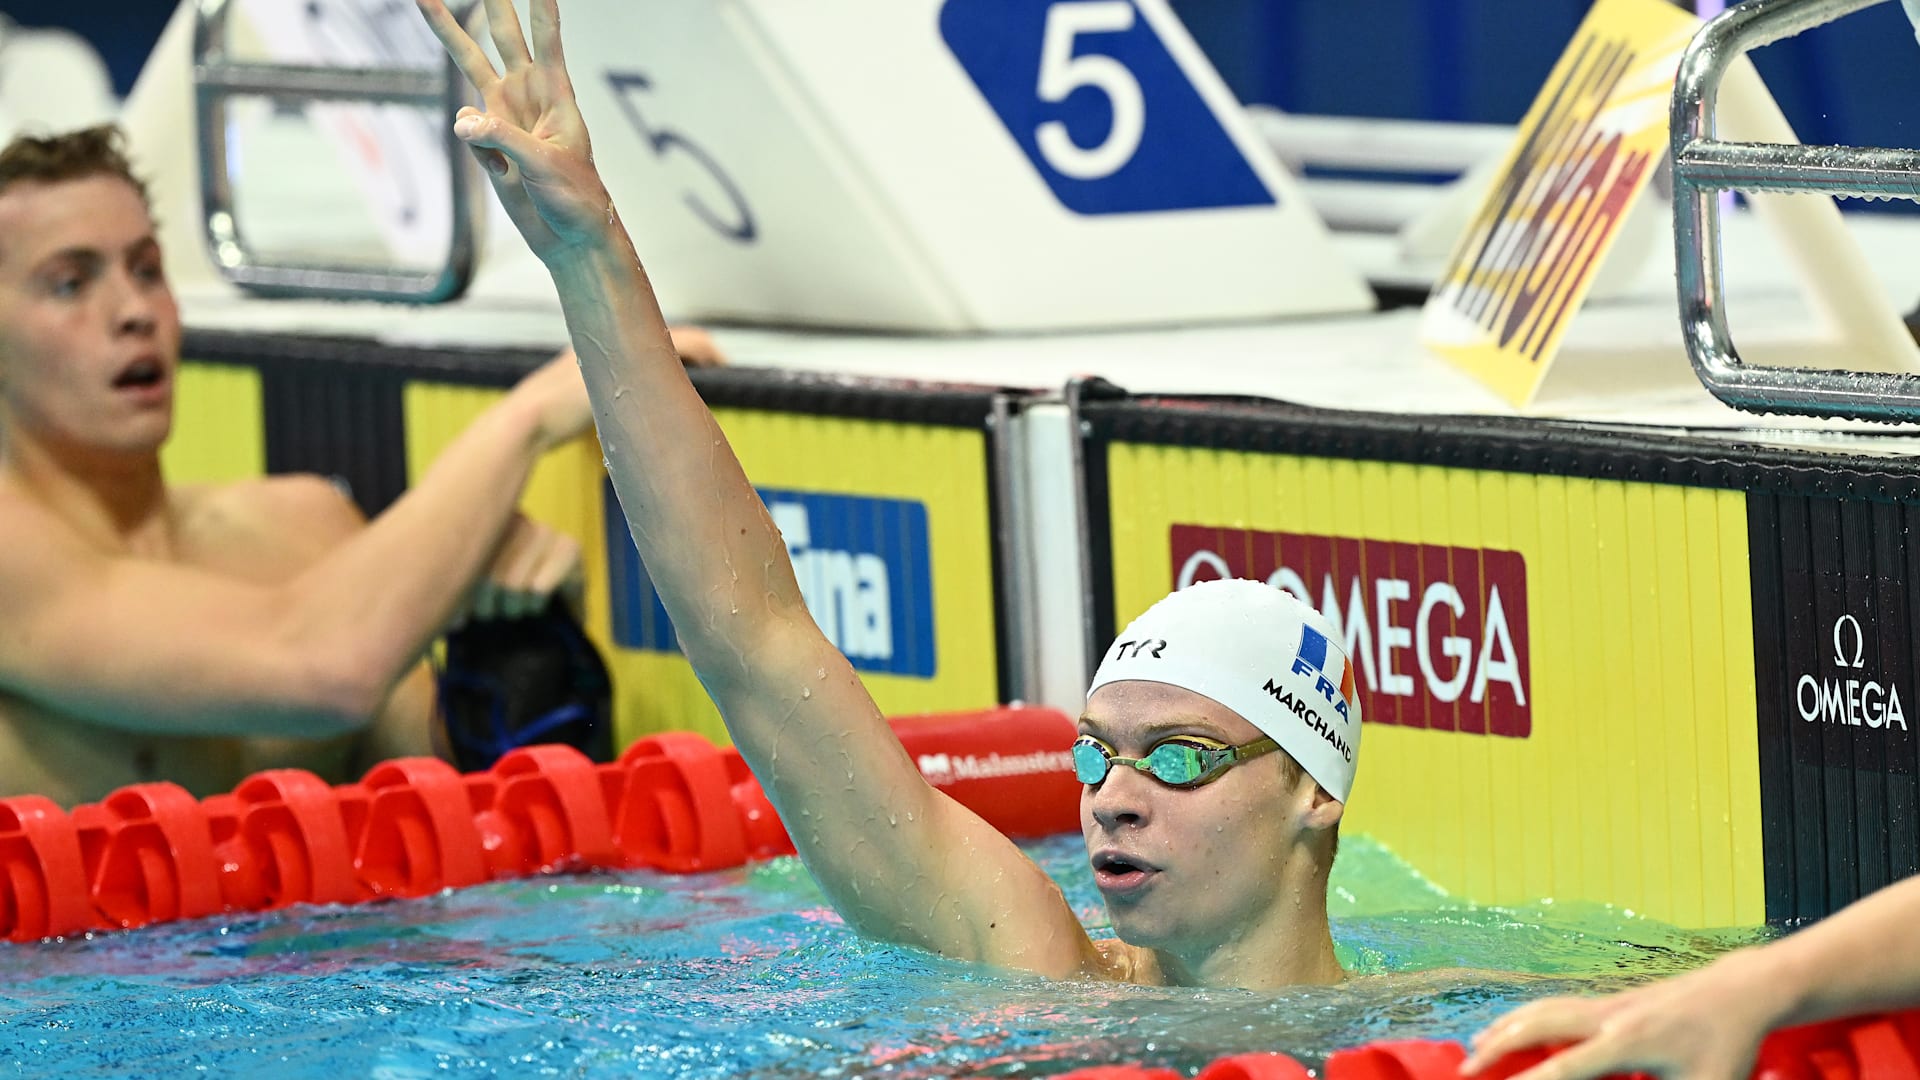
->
xmin=1292 ymin=624 xmax=1357 ymax=722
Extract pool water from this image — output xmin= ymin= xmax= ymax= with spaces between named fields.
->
xmin=0 ymin=834 xmax=1772 ymax=1078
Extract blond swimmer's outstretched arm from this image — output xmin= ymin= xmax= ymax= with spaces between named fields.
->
xmin=1462 ymin=873 xmax=1920 ymax=1080
xmin=414 ymin=0 xmax=1098 ymax=976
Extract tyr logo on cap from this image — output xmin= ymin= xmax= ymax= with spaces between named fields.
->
xmin=1110 ymin=638 xmax=1168 ymax=662
xmin=1291 ymin=624 xmax=1356 ymax=722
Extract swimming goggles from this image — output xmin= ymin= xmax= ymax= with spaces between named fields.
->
xmin=1071 ymin=733 xmax=1281 ymax=789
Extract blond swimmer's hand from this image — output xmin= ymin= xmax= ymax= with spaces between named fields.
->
xmin=456 ymin=513 xmax=583 ymax=626
xmin=513 ymin=334 xmax=718 ymax=452
xmin=416 ymin=0 xmax=609 ymax=260
xmin=668 ymin=326 xmax=728 ymax=368
xmin=511 ymin=347 xmax=595 ymax=451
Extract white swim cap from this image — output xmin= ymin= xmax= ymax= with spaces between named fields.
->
xmin=1086 ymin=579 xmax=1361 ymax=802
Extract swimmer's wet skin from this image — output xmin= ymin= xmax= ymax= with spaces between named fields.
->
xmin=416 ymin=0 xmax=1364 ymax=991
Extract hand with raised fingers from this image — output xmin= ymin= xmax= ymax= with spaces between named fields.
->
xmin=1461 ymin=950 xmax=1788 ymax=1080
xmin=416 ymin=0 xmax=613 ymax=262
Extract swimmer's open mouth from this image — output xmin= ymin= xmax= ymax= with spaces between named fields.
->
xmin=112 ymin=357 xmax=166 ymax=390
xmin=1091 ymin=850 xmax=1159 ymax=893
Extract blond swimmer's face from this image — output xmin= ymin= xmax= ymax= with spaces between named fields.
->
xmin=0 ymin=174 xmax=180 ymax=457
xmin=1078 ymin=680 xmax=1329 ymax=958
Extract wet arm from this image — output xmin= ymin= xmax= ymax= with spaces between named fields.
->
xmin=1758 ymin=873 xmax=1920 ymax=1025
xmin=418 ymin=0 xmax=1094 ymax=974
xmin=1466 ymin=876 xmax=1920 ymax=1080
xmin=550 ymin=244 xmax=1088 ymax=969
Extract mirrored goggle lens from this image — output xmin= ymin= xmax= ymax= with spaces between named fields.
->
xmin=1143 ymin=741 xmax=1208 ymax=785
xmin=1071 ymin=739 xmax=1113 ymax=784
xmin=1072 ymin=737 xmax=1214 ymax=787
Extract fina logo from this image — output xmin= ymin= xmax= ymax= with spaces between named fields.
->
xmin=606 ymin=485 xmax=937 ymax=677
xmin=771 ymin=501 xmax=895 ymax=663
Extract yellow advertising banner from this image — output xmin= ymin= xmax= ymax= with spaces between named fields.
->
xmin=163 ymin=361 xmax=266 ymax=484
xmin=1420 ymin=0 xmax=1697 ymax=407
xmin=1105 ymin=440 xmax=1765 ymax=928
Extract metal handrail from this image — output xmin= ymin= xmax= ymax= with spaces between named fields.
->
xmin=192 ymin=0 xmax=478 ymax=303
xmin=1673 ymin=0 xmax=1920 ymax=421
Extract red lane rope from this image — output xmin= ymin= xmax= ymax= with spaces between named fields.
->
xmin=0 ymin=707 xmax=1081 ymax=938
xmin=1051 ymin=1011 xmax=1920 ymax=1079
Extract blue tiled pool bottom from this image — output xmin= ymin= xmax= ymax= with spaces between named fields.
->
xmin=0 ymin=835 xmax=1771 ymax=1078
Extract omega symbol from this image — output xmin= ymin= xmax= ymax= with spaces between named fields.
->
xmin=1832 ymin=614 xmax=1865 ymax=669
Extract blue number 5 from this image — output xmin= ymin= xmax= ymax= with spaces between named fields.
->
xmin=605 ymin=72 xmax=757 ymax=244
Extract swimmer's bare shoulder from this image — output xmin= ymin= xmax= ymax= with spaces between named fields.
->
xmin=0 ymin=466 xmax=399 ymax=745
xmin=1081 ymin=948 xmax=1516 ymax=989
xmin=171 ymin=474 xmax=367 ymax=580
xmin=0 ymin=484 xmax=236 ymax=803
xmin=0 ymin=472 xmax=363 ymax=586
xmin=173 ymin=475 xmax=439 ymax=774
xmin=1093 ymin=937 xmax=1161 ymax=983
xmin=0 ymin=473 xmax=369 ymax=675
xmin=0 ymin=478 xmax=96 ymax=608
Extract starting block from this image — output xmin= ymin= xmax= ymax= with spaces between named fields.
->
xmin=125 ymin=0 xmax=1373 ymax=331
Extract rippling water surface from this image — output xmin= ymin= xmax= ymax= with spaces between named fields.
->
xmin=0 ymin=835 xmax=1772 ymax=1078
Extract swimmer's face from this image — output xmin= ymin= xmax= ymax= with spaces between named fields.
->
xmin=0 ymin=174 xmax=180 ymax=458
xmin=1079 ymin=680 xmax=1336 ymax=964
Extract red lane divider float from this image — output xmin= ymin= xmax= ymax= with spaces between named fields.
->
xmin=0 ymin=795 xmax=90 ymax=940
xmin=2 ymin=703 xmax=1914 ymax=1080
xmin=79 ymin=781 xmax=223 ymax=930
xmin=0 ymin=706 xmax=1078 ymax=940
xmin=356 ymin=757 xmax=489 ymax=898
xmin=1051 ymin=1011 xmax=1920 ymax=1080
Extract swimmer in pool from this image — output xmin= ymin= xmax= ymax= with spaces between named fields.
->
xmin=419 ymin=0 xmax=1356 ymax=990
xmin=0 ymin=125 xmax=722 ymax=805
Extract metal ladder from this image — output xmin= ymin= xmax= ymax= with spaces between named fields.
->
xmin=191 ymin=0 xmax=480 ymax=302
xmin=1673 ymin=0 xmax=1920 ymax=421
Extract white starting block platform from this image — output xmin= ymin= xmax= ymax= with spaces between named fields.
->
xmin=161 ymin=199 xmax=1920 ymax=449
xmin=131 ymin=0 xmax=1372 ymax=331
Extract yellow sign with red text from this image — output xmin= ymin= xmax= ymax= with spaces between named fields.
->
xmin=1420 ymin=0 xmax=1696 ymax=406
xmin=1105 ymin=439 xmax=1766 ymax=929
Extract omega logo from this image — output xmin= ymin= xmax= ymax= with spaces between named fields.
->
xmin=1795 ymin=612 xmax=1907 ymax=731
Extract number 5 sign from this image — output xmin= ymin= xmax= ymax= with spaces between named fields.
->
xmin=560 ymin=0 xmax=1368 ymax=331
xmin=940 ymin=0 xmax=1274 ymax=215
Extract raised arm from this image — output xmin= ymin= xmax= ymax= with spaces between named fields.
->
xmin=0 ymin=352 xmax=591 ymax=738
xmin=415 ymin=0 xmax=1095 ymax=974
xmin=1463 ymin=874 xmax=1920 ymax=1080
